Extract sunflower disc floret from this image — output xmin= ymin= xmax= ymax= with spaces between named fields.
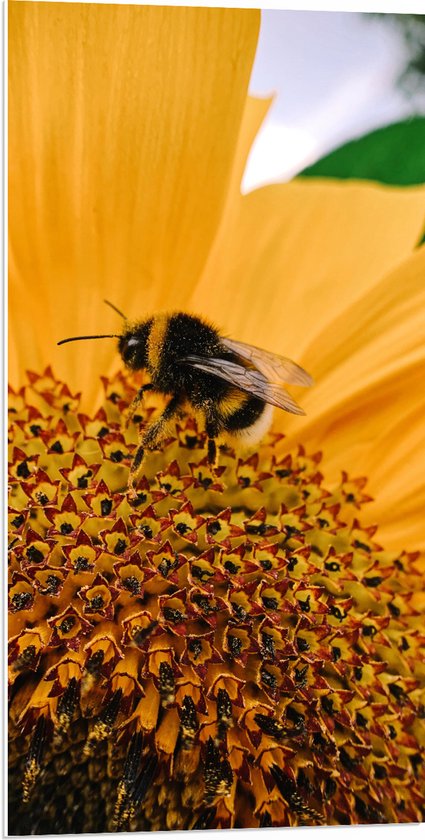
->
xmin=8 ymin=368 xmax=425 ymax=832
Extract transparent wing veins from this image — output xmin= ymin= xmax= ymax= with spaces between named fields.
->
xmin=181 ymin=355 xmax=306 ymax=415
xmin=221 ymin=337 xmax=314 ymax=387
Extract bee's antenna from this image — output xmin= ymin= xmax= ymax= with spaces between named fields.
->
xmin=103 ymin=299 xmax=127 ymax=320
xmin=57 ymin=334 xmax=120 ymax=346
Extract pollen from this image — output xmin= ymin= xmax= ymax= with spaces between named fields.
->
xmin=8 ymin=368 xmax=425 ymax=832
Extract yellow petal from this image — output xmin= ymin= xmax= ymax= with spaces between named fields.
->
xmin=281 ymin=246 xmax=425 ymax=552
xmin=221 ymin=95 xmax=273 ymax=220
xmin=195 ymin=94 xmax=272 ymax=288
xmin=192 ymin=178 xmax=425 ymax=359
xmin=9 ymin=1 xmax=259 ymax=401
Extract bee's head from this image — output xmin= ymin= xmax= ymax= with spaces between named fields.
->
xmin=57 ymin=303 xmax=153 ymax=372
xmin=118 ymin=319 xmax=152 ymax=370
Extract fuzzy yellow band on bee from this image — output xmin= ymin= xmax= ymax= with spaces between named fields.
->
xmin=147 ymin=314 xmax=169 ymax=372
xmin=216 ymin=389 xmax=249 ymax=419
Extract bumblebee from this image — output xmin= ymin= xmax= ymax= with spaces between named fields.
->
xmin=58 ymin=308 xmax=313 ymax=486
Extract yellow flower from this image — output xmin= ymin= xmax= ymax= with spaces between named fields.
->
xmin=8 ymin=1 xmax=425 ymax=833
xmin=9 ymin=2 xmax=425 ymax=554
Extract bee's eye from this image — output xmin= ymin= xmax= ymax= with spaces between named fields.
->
xmin=119 ymin=336 xmax=138 ymax=361
xmin=121 ymin=337 xmax=138 ymax=355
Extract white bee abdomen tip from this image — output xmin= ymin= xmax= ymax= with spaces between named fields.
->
xmin=233 ymin=403 xmax=274 ymax=447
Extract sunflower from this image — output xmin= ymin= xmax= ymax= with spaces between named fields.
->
xmin=8 ymin=1 xmax=425 ymax=833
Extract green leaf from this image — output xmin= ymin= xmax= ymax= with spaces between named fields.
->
xmin=299 ymin=117 xmax=425 ymax=186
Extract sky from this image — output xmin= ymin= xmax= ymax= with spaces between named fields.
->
xmin=244 ymin=10 xmax=424 ymax=190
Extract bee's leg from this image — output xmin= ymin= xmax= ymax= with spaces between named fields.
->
xmin=207 ymin=437 xmax=217 ymax=465
xmin=128 ymin=395 xmax=182 ymax=494
xmin=205 ymin=415 xmax=221 ymax=469
xmin=128 ymin=440 xmax=146 ymax=496
xmin=142 ymin=394 xmax=182 ymax=450
xmin=126 ymin=383 xmax=154 ymax=427
xmin=129 ymin=442 xmax=146 ymax=490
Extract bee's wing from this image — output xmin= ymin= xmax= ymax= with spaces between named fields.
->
xmin=221 ymin=337 xmax=313 ymax=387
xmin=182 ymin=355 xmax=306 ymax=415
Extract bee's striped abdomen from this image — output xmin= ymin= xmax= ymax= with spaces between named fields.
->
xmin=223 ymin=396 xmax=274 ymax=445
